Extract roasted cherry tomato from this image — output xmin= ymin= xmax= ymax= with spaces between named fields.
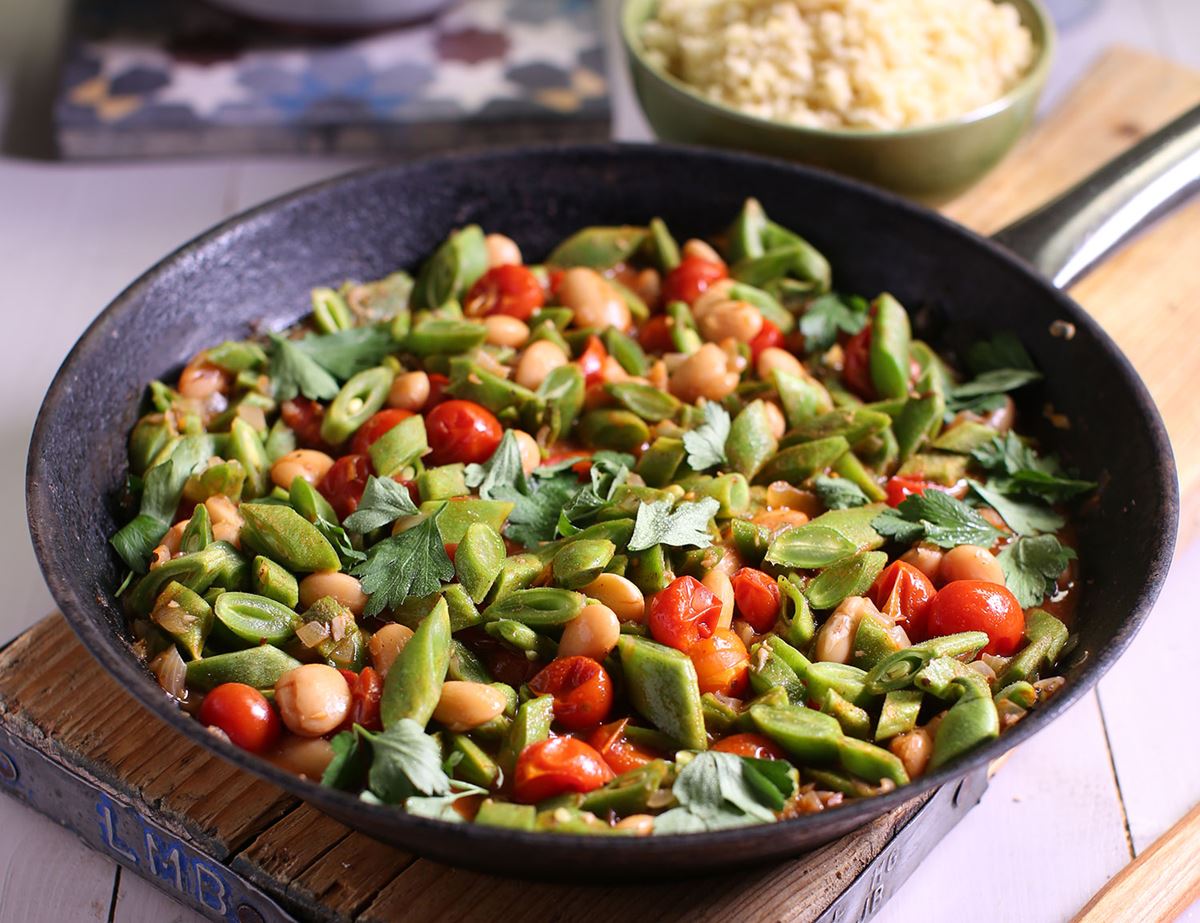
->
xmin=712 ymin=732 xmax=786 ymax=760
xmin=638 ymin=314 xmax=674 ymax=353
xmin=648 ymin=575 xmax=723 ymax=651
xmin=528 ymin=656 xmax=614 ymax=730
xmin=841 ymin=325 xmax=875 ymax=400
xmin=925 ymin=580 xmax=1025 ymax=656
xmin=662 ymin=256 xmax=727 ymax=305
xmin=198 ymin=683 xmax=280 ymax=754
xmin=731 ymin=567 xmax=782 ymax=633
xmin=424 ymin=399 xmax=503 ymax=466
xmin=318 ymin=453 xmax=372 ymax=521
xmin=465 ymin=264 xmax=545 ymax=320
xmin=588 ymin=718 xmax=660 ymax=775
xmin=280 ymin=397 xmax=327 ymax=449
xmin=424 ymin=372 xmax=450 ymax=410
xmin=457 ymin=628 xmax=540 ymax=687
xmin=349 ymin=408 xmax=413 ymax=457
xmin=748 ymin=318 xmax=785 ymax=363
xmin=885 ymin=475 xmax=933 ymax=508
xmin=576 ymin=335 xmax=608 ymax=388
xmin=512 ymin=736 xmax=614 ymax=804
xmin=870 ymin=560 xmax=936 ymax=640
xmin=338 ymin=667 xmax=383 ymax=732
xmin=688 ymin=628 xmax=750 ymax=697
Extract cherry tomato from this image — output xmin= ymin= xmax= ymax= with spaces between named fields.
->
xmin=465 ymin=264 xmax=545 ymax=320
xmin=688 ymin=628 xmax=750 ymax=697
xmin=576 ymin=335 xmax=608 ymax=388
xmin=318 ymin=453 xmax=372 ymax=521
xmin=842 ymin=325 xmax=875 ymax=400
xmin=546 ymin=268 xmax=566 ymax=295
xmin=280 ymin=397 xmax=327 ymax=449
xmin=925 ymin=580 xmax=1025 ymax=656
xmin=425 ymin=372 xmax=450 ymax=410
xmin=648 ymin=575 xmax=723 ymax=651
xmin=731 ymin=567 xmax=782 ymax=633
xmin=748 ymin=318 xmax=784 ymax=363
xmin=349 ymin=408 xmax=413 ymax=457
xmin=870 ymin=561 xmax=936 ymax=640
xmin=662 ymin=256 xmax=727 ymax=305
xmin=588 ymin=718 xmax=660 ymax=775
xmin=457 ymin=628 xmax=541 ymax=687
xmin=337 ymin=667 xmax=383 ymax=732
xmin=198 ymin=683 xmax=280 ymax=754
xmin=512 ymin=736 xmax=614 ymax=804
xmin=424 ymin=399 xmax=503 ymax=466
xmin=885 ymin=475 xmax=933 ymax=508
xmin=638 ymin=314 xmax=674 ymax=353
xmin=712 ymin=733 xmax=786 ymax=760
xmin=528 ymin=656 xmax=614 ymax=730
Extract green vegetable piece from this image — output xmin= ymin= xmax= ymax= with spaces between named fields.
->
xmin=251 ymin=556 xmax=299 ymax=608
xmin=749 ymin=703 xmax=842 ymax=763
xmin=606 ymin=382 xmax=681 ymax=422
xmin=732 ymin=240 xmax=831 ymax=293
xmin=764 ymin=634 xmax=813 ymax=679
xmin=228 ymin=417 xmax=269 ymax=499
xmin=928 ymin=668 xmax=999 ymax=770
xmin=617 ymin=635 xmax=706 ymax=750
xmin=405 ymin=318 xmax=489 ymax=356
xmin=420 ymin=499 xmax=514 ymax=543
xmin=806 ymin=662 xmax=873 ymax=709
xmin=500 ymin=694 xmax=555 ymax=774
xmin=634 ymin=437 xmax=687 ymax=488
xmin=443 ymin=583 xmax=484 ymax=632
xmin=447 ymin=639 xmax=492 ymax=683
xmin=239 ymin=503 xmax=340 ymax=573
xmin=998 ymin=608 xmax=1069 ymax=686
xmin=535 ymin=363 xmax=585 ymax=444
xmin=773 ymin=369 xmax=833 ymax=428
xmin=483 ymin=587 xmax=585 ymax=627
xmin=830 ymin=452 xmax=886 ymax=503
xmin=754 ymin=436 xmax=849 ymax=485
xmin=995 ymin=681 xmax=1038 ymax=710
xmin=875 ymin=689 xmax=924 ymax=741
xmin=577 ymin=409 xmax=650 ymax=452
xmin=149 ymin=581 xmax=213 ymax=661
xmin=603 ymin=327 xmax=650 ymax=377
xmin=487 ymin=553 xmax=546 ymax=603
xmin=320 ymin=366 xmax=394 ymax=445
xmin=412 ymin=225 xmax=488 ymax=309
xmin=547 ymin=225 xmax=647 ymax=269
xmin=484 ymin=618 xmax=556 ymax=660
xmin=893 ymin=394 xmax=945 ymax=463
xmin=128 ymin=414 xmax=176 ymax=477
xmin=731 ymin=518 xmax=771 ymax=567
xmin=264 ymin=418 xmax=297 ymax=464
xmin=727 ymin=401 xmax=779 ymax=481
xmin=580 ymin=760 xmax=671 ymax=816
xmin=765 ymin=524 xmax=856 ymax=569
xmin=931 ymin=421 xmax=1000 ymax=454
xmin=311 ymin=286 xmax=352 ymax=333
xmin=783 ymin=409 xmax=891 ymax=447
xmin=896 ymin=452 xmax=969 ymax=485
xmin=299 ymin=596 xmax=367 ymax=671
xmin=667 ymin=300 xmax=702 ymax=353
xmin=701 ymin=692 xmax=739 ymax=734
xmin=838 ymin=737 xmax=909 ymax=785
xmin=186 ymin=645 xmax=300 ymax=692
xmin=381 ymin=597 xmax=451 ymax=730
xmin=687 ymin=473 xmax=750 ymax=518
xmin=851 ymin=613 xmax=905 ymax=671
xmin=214 ymin=591 xmax=299 ymax=645
xmin=625 ymin=543 xmax=671 ymax=595
xmin=450 ymin=735 xmax=500 ymax=788
xmin=455 ymin=522 xmax=506 ymax=603
xmin=805 ymin=551 xmax=888 ymax=610
xmin=447 ymin=357 xmax=543 ymax=422
xmin=368 ymin=413 xmax=428 ymax=478
xmin=179 ymin=504 xmax=213 ymax=555
xmin=127 ymin=542 xmax=247 ymax=616
xmin=726 ymin=198 xmax=768 ymax=263
xmin=182 ymin=460 xmax=246 ymax=505
xmin=748 ymin=643 xmax=806 ymax=704
xmin=646 ymin=217 xmax=681 ymax=271
xmin=475 ymin=799 xmax=536 ymax=831
xmin=728 ymin=281 xmax=794 ymax=334
xmin=417 ymin=464 xmax=469 ymax=502
xmin=821 ymin=688 xmax=872 ymax=739
xmin=552 ymin=539 xmax=616 ymax=590
xmin=863 ymin=632 xmax=990 ymax=694
xmin=868 ymin=294 xmax=912 ymax=400
xmin=778 ymin=576 xmax=815 ymax=647
xmin=288 ymin=476 xmax=339 ymax=526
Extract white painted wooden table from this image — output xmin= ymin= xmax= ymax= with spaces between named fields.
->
xmin=0 ymin=0 xmax=1197 ymax=920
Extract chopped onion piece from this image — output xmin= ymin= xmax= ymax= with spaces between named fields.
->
xmin=296 ymin=620 xmax=330 ymax=648
xmin=150 ymin=646 xmax=186 ymax=700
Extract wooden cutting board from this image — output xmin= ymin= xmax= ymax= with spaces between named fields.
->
xmin=945 ymin=46 xmax=1200 ymax=546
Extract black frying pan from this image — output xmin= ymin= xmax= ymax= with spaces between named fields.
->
xmin=25 ymin=106 xmax=1199 ymax=879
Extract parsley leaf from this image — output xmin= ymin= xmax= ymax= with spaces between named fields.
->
xmin=359 ymin=719 xmax=451 ymax=804
xmin=316 ymin=516 xmax=367 ymax=566
xmin=268 ymin=333 xmax=339 ymax=402
xmin=799 ymin=293 xmax=869 ymax=353
xmin=503 ymin=472 xmax=579 ymax=548
xmin=343 ymin=475 xmax=420 ymax=532
xmin=683 ymin=402 xmax=731 ymax=471
xmin=969 ymin=480 xmax=1064 ymax=536
xmin=322 ymin=728 xmax=370 ymax=790
xmin=295 ymin=325 xmax=396 ymax=380
xmin=950 ymin=368 xmax=1042 ymax=402
xmin=405 ymin=782 xmax=490 ymax=821
xmin=628 ymin=497 xmax=720 ymax=552
xmin=652 ymin=751 xmax=794 ymax=833
xmin=559 ymin=451 xmax=632 ymax=531
xmin=998 ymin=535 xmax=1076 ymax=607
xmin=965 ymin=332 xmax=1037 ymax=375
xmin=465 ymin=431 xmax=528 ymax=500
xmin=351 ymin=510 xmax=454 ymax=616
xmin=971 ymin=434 xmax=1096 ymax=502
xmin=871 ymin=491 xmax=1003 ymax=549
xmin=813 ymin=475 xmax=869 ymax=510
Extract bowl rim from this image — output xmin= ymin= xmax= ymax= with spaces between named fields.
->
xmin=619 ymin=0 xmax=1057 ymax=140
xmin=24 ymin=142 xmax=1177 ymax=868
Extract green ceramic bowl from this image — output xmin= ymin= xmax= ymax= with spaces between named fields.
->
xmin=620 ymin=0 xmax=1055 ymax=202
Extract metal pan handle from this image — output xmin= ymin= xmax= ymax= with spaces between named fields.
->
xmin=992 ymin=102 xmax=1200 ymax=290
